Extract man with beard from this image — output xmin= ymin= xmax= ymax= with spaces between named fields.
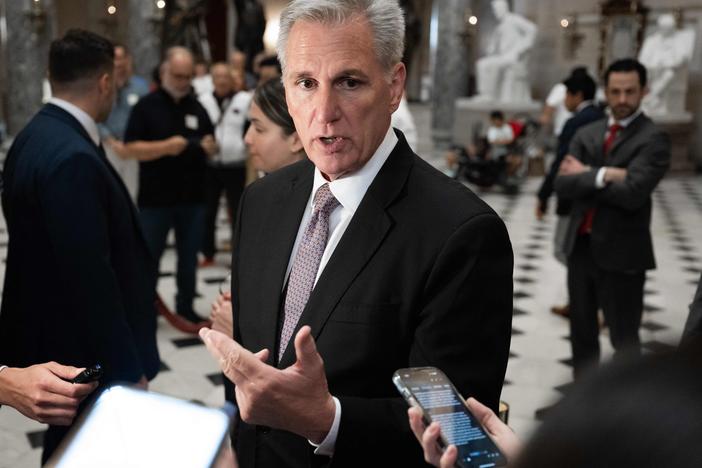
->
xmin=555 ymin=58 xmax=670 ymax=377
xmin=124 ymin=46 xmax=217 ymax=324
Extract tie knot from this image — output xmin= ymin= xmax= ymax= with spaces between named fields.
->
xmin=313 ymin=183 xmax=339 ymax=214
xmin=609 ymin=124 xmax=622 ymax=134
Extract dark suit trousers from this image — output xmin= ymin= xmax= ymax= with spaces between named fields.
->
xmin=202 ymin=164 xmax=246 ymax=259
xmin=568 ymin=235 xmax=645 ymax=377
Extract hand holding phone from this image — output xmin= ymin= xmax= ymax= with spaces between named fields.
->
xmin=394 ymin=367 xmax=507 ymax=468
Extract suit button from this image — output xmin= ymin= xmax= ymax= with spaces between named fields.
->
xmin=257 ymin=425 xmax=271 ymax=434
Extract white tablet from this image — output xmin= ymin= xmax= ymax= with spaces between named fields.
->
xmin=45 ymin=385 xmax=233 ymax=468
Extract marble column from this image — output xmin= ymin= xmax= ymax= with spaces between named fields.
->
xmin=431 ymin=0 xmax=472 ymax=150
xmin=4 ymin=0 xmax=56 ymax=136
xmin=126 ymin=0 xmax=162 ymax=79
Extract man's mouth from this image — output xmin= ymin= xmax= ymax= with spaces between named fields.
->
xmin=318 ymin=136 xmax=347 ymax=152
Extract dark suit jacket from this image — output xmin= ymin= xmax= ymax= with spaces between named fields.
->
xmin=0 ymin=104 xmax=160 ymax=453
xmin=538 ymin=103 xmax=605 ymax=216
xmin=231 ymin=131 xmax=514 ymax=468
xmin=681 ymin=273 xmax=702 ymax=345
xmin=554 ymin=113 xmax=670 ymax=272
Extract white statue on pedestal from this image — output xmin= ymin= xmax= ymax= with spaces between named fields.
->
xmin=473 ymin=0 xmax=537 ymax=103
xmin=639 ymin=13 xmax=696 ymax=118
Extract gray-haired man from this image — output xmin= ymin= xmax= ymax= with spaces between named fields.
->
xmin=200 ymin=1 xmax=513 ymax=467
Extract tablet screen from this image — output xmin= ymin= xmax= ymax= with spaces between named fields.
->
xmin=46 ymin=385 xmax=232 ymax=468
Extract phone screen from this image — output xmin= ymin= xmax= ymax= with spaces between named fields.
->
xmin=45 ymin=385 xmax=232 ymax=468
xmin=395 ymin=368 xmax=506 ymax=468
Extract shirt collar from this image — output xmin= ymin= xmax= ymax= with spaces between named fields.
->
xmin=608 ymin=106 xmax=642 ymax=128
xmin=576 ymin=100 xmax=594 ymax=112
xmin=311 ymin=125 xmax=398 ymax=214
xmin=49 ymin=97 xmax=101 ymax=146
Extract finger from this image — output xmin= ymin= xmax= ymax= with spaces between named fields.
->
xmin=44 ymin=362 xmax=83 ymax=381
xmin=253 ymin=348 xmax=270 ymax=363
xmin=199 ymin=328 xmax=262 ymax=384
xmin=43 ymin=364 xmax=97 ymax=399
xmin=407 ymin=407 xmax=426 ymax=442
xmin=421 ymin=422 xmax=444 ymax=464
xmin=292 ymin=326 xmax=321 ymax=369
xmin=440 ymin=445 xmax=458 ymax=468
xmin=466 ymin=397 xmax=500 ymax=434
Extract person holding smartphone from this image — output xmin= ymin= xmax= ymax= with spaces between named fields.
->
xmin=0 ymin=362 xmax=98 ymax=425
xmin=408 ymin=341 xmax=702 ymax=468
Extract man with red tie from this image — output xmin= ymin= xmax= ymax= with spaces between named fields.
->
xmin=555 ymin=58 xmax=670 ymax=377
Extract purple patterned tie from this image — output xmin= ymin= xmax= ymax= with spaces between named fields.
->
xmin=279 ymin=183 xmax=340 ymax=357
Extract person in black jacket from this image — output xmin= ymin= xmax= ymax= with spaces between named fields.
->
xmin=0 ymin=29 xmax=160 ymax=462
xmin=536 ymin=71 xmax=604 ymax=318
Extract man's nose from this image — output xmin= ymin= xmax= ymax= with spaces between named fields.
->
xmin=314 ymin=87 xmax=341 ymax=125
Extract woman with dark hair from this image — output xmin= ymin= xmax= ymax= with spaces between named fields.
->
xmin=210 ymin=78 xmax=305 ymax=338
xmin=244 ymin=78 xmax=305 ymax=174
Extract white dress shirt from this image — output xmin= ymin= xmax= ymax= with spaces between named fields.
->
xmin=283 ymin=125 xmax=398 ymax=456
xmin=48 ymin=97 xmax=100 ymax=146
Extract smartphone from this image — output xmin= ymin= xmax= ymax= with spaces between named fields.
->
xmin=393 ymin=367 xmax=507 ymax=468
xmin=71 ymin=364 xmax=103 ymax=384
xmin=45 ymin=385 xmax=234 ymax=468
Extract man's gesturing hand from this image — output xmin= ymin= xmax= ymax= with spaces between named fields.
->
xmin=199 ymin=326 xmax=336 ymax=443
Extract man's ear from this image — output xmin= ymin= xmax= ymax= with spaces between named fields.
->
xmin=98 ymin=73 xmax=112 ymax=96
xmin=388 ymin=62 xmax=407 ymax=113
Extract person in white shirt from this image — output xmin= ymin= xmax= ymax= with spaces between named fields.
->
xmin=198 ymin=62 xmax=252 ymax=264
xmin=486 ymin=110 xmax=514 ymax=160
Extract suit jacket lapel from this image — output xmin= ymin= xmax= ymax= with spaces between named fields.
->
xmin=254 ymin=164 xmax=314 ymax=357
xmin=277 ymin=135 xmax=413 ymax=367
xmin=588 ymin=119 xmax=608 ymax=166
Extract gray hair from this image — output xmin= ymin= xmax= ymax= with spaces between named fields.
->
xmin=276 ymin=0 xmax=405 ymax=73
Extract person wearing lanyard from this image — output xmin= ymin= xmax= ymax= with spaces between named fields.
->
xmin=198 ymin=62 xmax=252 ymax=266
xmin=555 ymin=58 xmax=671 ymax=378
xmin=124 ymin=46 xmax=217 ymax=325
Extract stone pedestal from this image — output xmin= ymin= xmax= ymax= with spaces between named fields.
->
xmin=430 ymin=0 xmax=471 ymax=150
xmin=452 ymin=98 xmax=541 ymax=147
xmin=650 ymin=114 xmax=696 ymax=173
xmin=4 ymin=0 xmax=56 ymax=136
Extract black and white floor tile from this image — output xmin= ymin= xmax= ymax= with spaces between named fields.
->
xmin=1 ymin=122 xmax=700 ymax=466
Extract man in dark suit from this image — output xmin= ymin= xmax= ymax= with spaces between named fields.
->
xmin=536 ymin=71 xmax=604 ymax=318
xmin=0 ymin=30 xmax=159 ymax=461
xmin=198 ymin=1 xmax=514 ymax=467
xmin=555 ymin=58 xmax=670 ymax=377
xmin=681 ymin=274 xmax=702 ymax=345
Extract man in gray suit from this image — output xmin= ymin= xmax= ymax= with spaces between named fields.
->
xmin=555 ymin=58 xmax=670 ymax=377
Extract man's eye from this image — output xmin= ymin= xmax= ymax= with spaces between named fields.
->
xmin=340 ymin=79 xmax=360 ymax=89
xmin=298 ymin=79 xmax=315 ymax=89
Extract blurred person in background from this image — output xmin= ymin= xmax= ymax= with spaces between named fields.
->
xmin=124 ymin=46 xmax=217 ymax=324
xmin=198 ymin=62 xmax=252 ymax=266
xmin=99 ymin=43 xmax=150 ymax=201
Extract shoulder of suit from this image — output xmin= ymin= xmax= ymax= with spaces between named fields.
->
xmin=407 ymin=154 xmax=500 ymax=221
xmin=245 ymin=159 xmax=312 ymax=195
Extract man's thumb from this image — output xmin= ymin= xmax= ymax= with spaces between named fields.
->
xmin=293 ymin=326 xmax=320 ymax=367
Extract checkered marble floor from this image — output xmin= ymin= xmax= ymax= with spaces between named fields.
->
xmin=1 ymin=165 xmax=700 ymax=465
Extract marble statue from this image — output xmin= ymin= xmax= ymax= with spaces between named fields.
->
xmin=473 ymin=0 xmax=537 ymax=103
xmin=639 ymin=13 xmax=696 ymax=118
